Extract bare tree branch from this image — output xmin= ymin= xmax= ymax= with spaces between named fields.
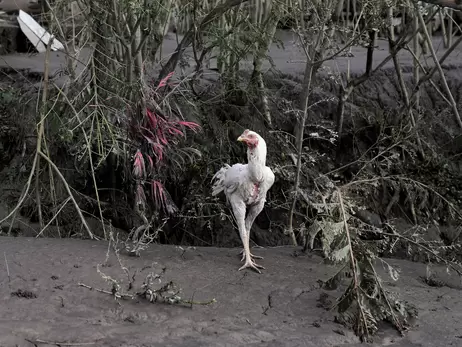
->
xmin=158 ymin=0 xmax=250 ymax=80
xmin=421 ymin=0 xmax=462 ymax=10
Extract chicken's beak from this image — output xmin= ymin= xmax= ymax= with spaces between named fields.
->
xmin=237 ymin=135 xmax=246 ymax=142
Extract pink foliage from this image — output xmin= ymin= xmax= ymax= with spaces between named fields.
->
xmin=135 ymin=184 xmax=147 ymax=207
xmin=132 ymin=149 xmax=145 ymax=180
xmin=131 ymin=72 xmax=201 ymax=214
xmin=156 ymin=71 xmax=174 ymax=90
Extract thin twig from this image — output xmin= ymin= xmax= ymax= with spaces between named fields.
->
xmin=35 ymin=37 xmax=54 ymax=232
xmin=368 ymin=257 xmax=404 ymax=333
xmin=25 ymin=338 xmax=99 ymax=346
xmin=4 ymin=252 xmax=10 ymax=283
xmin=381 ymin=228 xmax=462 ymax=276
xmin=0 ymin=155 xmax=38 ymax=226
xmin=415 ymin=5 xmax=462 ymax=129
xmin=37 ymin=151 xmax=95 ymax=239
xmin=77 ymin=282 xmax=135 ymax=299
xmin=388 ymin=34 xmax=424 ymax=159
xmin=35 ymin=197 xmax=71 ymax=238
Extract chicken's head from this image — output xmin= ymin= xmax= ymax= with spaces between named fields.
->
xmin=237 ymin=129 xmax=260 ymax=148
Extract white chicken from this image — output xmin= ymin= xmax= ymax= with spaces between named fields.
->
xmin=211 ymin=129 xmax=275 ymax=273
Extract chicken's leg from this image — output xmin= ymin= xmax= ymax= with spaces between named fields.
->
xmin=239 ymin=200 xmax=265 ymax=267
xmin=229 ymin=197 xmax=264 ymax=273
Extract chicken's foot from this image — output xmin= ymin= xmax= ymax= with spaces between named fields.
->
xmin=239 ymin=249 xmax=263 ymax=261
xmin=238 ymin=257 xmax=265 ymax=273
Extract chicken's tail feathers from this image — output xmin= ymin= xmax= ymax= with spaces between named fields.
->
xmin=211 ymin=164 xmax=231 ymax=196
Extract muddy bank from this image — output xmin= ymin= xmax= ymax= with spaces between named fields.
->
xmin=1 ymin=61 xmax=462 ymax=251
xmin=0 ymin=32 xmax=461 ymax=250
xmin=0 ymin=237 xmax=461 ymax=347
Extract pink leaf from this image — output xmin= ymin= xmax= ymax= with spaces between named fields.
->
xmin=151 ymin=142 xmax=164 ymax=162
xmin=132 ymin=149 xmax=145 ymax=180
xmin=135 ymin=184 xmax=146 ymax=208
xmin=146 ymin=109 xmax=157 ymax=129
xmin=141 ymin=127 xmax=157 ymax=143
xmin=146 ymin=154 xmax=154 ymax=174
xmin=156 ymin=71 xmax=174 ymax=90
xmin=150 ymin=180 xmax=178 ymax=214
xmin=178 ymin=121 xmax=201 ymax=132
xmin=156 ymin=128 xmax=168 ymax=145
xmin=151 ymin=180 xmax=166 ymax=210
xmin=168 ymin=127 xmax=184 ymax=137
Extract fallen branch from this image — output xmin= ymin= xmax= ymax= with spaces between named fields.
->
xmin=25 ymin=338 xmax=99 ymax=346
xmin=77 ymin=282 xmax=216 ymax=306
xmin=77 ymin=282 xmax=135 ymax=300
xmin=336 ymin=187 xmax=371 ymax=341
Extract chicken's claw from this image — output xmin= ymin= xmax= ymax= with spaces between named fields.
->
xmin=239 ymin=249 xmax=263 ymax=262
xmin=238 ymin=259 xmax=265 ymax=274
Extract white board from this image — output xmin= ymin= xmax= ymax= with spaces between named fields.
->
xmin=17 ymin=10 xmax=64 ymax=53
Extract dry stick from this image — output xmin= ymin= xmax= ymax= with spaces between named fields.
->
xmin=439 ymin=9 xmax=449 ymax=48
xmin=421 ymin=0 xmax=462 ymax=10
xmin=4 ymin=252 xmax=10 ymax=283
xmin=335 ymin=8 xmax=440 ymax=137
xmin=448 ymin=9 xmax=454 ymax=47
xmin=25 ymin=338 xmax=98 ymax=346
xmin=35 ymin=37 xmax=54 ymax=232
xmin=395 ymin=34 xmax=462 ymax=120
xmin=37 ymin=151 xmax=94 ymax=239
xmin=367 ymin=257 xmax=404 ymax=333
xmin=389 ymin=35 xmax=424 ymax=159
xmin=406 ymin=45 xmax=451 ymax=106
xmin=0 ymin=56 xmax=61 ymax=228
xmin=341 ymin=174 xmax=462 ymax=221
xmin=380 ymin=229 xmax=462 ymax=276
xmin=249 ymin=10 xmax=279 ymax=126
xmin=52 ymin=84 xmax=108 ymax=240
xmin=287 ymin=28 xmax=325 ymax=246
xmin=77 ymin=282 xmax=216 ymax=305
xmin=337 ymin=188 xmax=358 ymax=289
xmin=43 ymin=2 xmax=76 ymax=239
xmin=288 ymin=5 xmax=338 ymax=245
xmin=1 ymin=39 xmax=55 ymax=231
xmin=35 ymin=159 xmax=43 ymax=231
xmin=337 ymin=26 xmax=374 ymax=137
xmin=158 ymin=0 xmax=250 ymax=81
xmin=416 ymin=6 xmax=462 ymax=129
xmin=78 ymin=282 xmax=134 ymax=299
xmin=0 ymin=154 xmax=37 ymax=225
xmin=36 ymin=197 xmax=71 ymax=238
xmin=336 ymin=187 xmax=370 ymax=340
xmin=413 ymin=11 xmax=421 ymax=112
xmin=7 ymin=208 xmax=19 ymax=236
xmin=43 ymin=136 xmax=61 ymax=237
xmin=2 ymin=38 xmax=94 ymax=239
xmin=413 ymin=34 xmax=462 ymax=86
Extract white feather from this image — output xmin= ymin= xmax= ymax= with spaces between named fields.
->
xmin=211 ymin=131 xmax=275 ymax=206
xmin=211 ymin=130 xmax=275 ymax=272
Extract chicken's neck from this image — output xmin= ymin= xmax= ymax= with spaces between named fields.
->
xmin=247 ymin=142 xmax=267 ymax=183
